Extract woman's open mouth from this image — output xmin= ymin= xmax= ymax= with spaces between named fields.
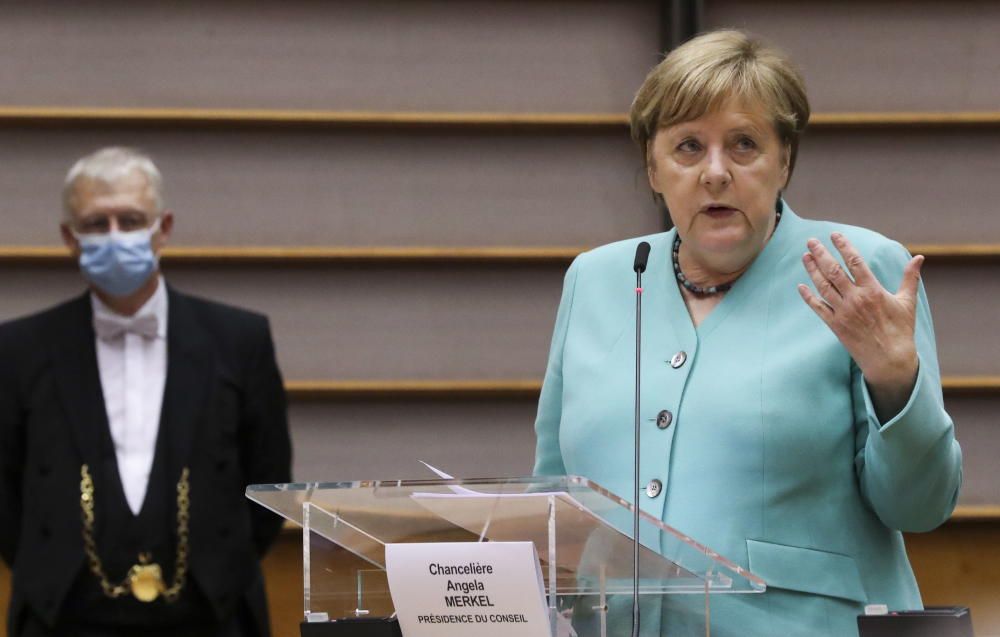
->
xmin=702 ymin=204 xmax=740 ymax=219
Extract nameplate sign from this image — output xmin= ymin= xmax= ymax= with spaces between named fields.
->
xmin=385 ymin=541 xmax=550 ymax=637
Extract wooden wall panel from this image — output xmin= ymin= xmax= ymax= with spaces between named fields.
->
xmin=289 ymin=400 xmax=538 ymax=483
xmin=0 ymin=0 xmax=659 ymax=112
xmin=167 ymin=263 xmax=566 ymax=381
xmin=0 ymin=126 xmax=660 ymax=247
xmin=286 ymin=392 xmax=998 ymax=508
xmin=946 ymin=395 xmax=1000 ymax=506
xmin=1 ymin=124 xmax=996 ymax=247
xmin=920 ymin=261 xmax=1000 ymax=378
xmin=260 ymin=535 xmax=304 ymax=637
xmin=0 ymin=258 xmax=998 ymax=379
xmin=788 ymin=127 xmax=1000 ymax=245
xmin=906 ymin=523 xmax=1000 ymax=637
xmin=704 ymin=0 xmax=1000 ymax=112
xmin=0 ymin=263 xmax=564 ymax=380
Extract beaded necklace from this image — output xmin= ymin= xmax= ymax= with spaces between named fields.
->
xmin=672 ymin=207 xmax=782 ymax=296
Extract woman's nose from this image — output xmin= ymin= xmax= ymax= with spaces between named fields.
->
xmin=700 ymin=148 xmax=732 ymax=189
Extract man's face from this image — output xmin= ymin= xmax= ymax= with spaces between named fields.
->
xmin=61 ymin=170 xmax=172 ymax=255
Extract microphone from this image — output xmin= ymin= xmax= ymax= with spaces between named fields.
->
xmin=633 ymin=241 xmax=651 ymax=273
xmin=631 ymin=241 xmax=650 ymax=637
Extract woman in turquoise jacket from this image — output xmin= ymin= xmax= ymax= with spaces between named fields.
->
xmin=533 ymin=30 xmax=962 ymax=636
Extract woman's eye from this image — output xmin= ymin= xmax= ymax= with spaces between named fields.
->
xmin=677 ymin=139 xmax=701 ymax=152
xmin=735 ymin=136 xmax=757 ymax=151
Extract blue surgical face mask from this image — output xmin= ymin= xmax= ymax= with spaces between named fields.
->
xmin=73 ymin=218 xmax=161 ymax=297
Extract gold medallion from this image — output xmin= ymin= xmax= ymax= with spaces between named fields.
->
xmin=80 ymin=466 xmax=190 ymax=603
xmin=128 ymin=562 xmax=165 ymax=602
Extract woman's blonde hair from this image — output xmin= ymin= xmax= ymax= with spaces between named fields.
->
xmin=630 ymin=30 xmax=810 ymax=183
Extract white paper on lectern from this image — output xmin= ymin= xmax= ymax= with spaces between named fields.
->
xmin=409 ymin=464 xmax=673 ymax=586
xmin=385 ymin=541 xmax=550 ymax=637
xmin=419 ymin=460 xmax=481 ymax=495
xmin=416 ymin=461 xmax=602 ymax=531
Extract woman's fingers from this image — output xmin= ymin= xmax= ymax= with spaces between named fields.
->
xmin=830 ymin=233 xmax=877 ymax=287
xmin=802 ymin=250 xmax=843 ymax=307
xmin=898 ymin=255 xmax=924 ymax=303
xmin=797 ymin=283 xmax=835 ymax=323
xmin=806 ymin=238 xmax=853 ymax=299
xmin=798 ymin=235 xmax=921 ymax=395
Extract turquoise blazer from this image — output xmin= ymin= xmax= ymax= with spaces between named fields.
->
xmin=533 ymin=206 xmax=962 ymax=636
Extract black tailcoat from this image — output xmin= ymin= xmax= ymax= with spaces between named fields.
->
xmin=0 ymin=287 xmax=292 ymax=636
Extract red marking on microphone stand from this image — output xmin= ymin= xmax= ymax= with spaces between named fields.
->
xmin=635 ymin=287 xmax=644 ymax=294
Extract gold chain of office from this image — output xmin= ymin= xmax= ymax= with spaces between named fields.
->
xmin=79 ymin=464 xmax=190 ymax=603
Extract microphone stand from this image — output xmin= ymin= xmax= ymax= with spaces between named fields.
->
xmin=631 ymin=242 xmax=650 ymax=637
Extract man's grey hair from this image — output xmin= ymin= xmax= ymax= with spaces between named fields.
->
xmin=62 ymin=147 xmax=164 ymax=216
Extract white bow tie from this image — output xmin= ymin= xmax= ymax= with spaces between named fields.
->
xmin=93 ymin=312 xmax=159 ymax=340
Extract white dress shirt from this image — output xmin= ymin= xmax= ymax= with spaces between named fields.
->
xmin=91 ymin=278 xmax=168 ymax=515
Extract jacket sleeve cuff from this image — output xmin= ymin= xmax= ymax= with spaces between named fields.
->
xmin=861 ymin=355 xmax=951 ymax=459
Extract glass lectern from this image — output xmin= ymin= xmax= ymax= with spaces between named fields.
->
xmin=247 ymin=475 xmax=765 ymax=636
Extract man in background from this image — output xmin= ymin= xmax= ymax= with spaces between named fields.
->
xmin=0 ymin=147 xmax=292 ymax=636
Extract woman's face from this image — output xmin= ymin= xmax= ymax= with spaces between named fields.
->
xmin=647 ymin=100 xmax=790 ymax=272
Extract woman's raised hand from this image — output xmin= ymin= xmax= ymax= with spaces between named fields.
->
xmin=798 ymin=232 xmax=923 ymax=419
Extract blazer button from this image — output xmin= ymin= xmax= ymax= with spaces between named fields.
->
xmin=670 ymin=351 xmax=687 ymax=368
xmin=656 ymin=410 xmax=673 ymax=429
xmin=645 ymin=479 xmax=663 ymax=498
